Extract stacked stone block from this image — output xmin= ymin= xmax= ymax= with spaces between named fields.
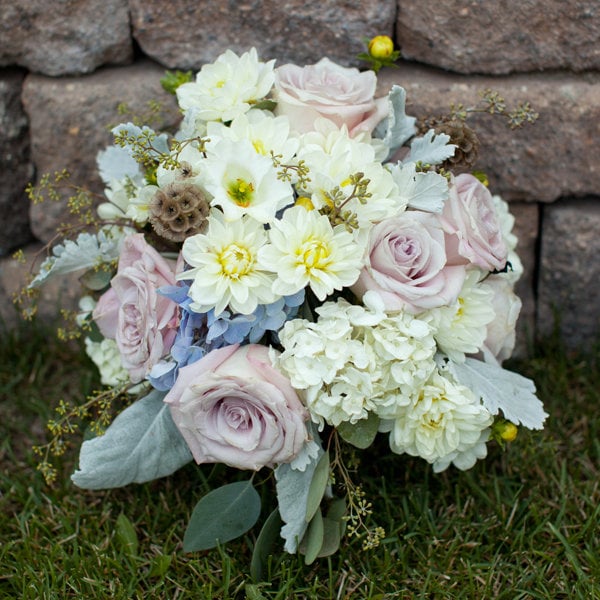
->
xmin=0 ymin=0 xmax=598 ymax=350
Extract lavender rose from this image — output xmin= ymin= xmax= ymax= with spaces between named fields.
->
xmin=93 ymin=233 xmax=178 ymax=383
xmin=272 ymin=57 xmax=388 ymax=136
xmin=351 ymin=211 xmax=466 ymax=314
xmin=164 ymin=344 xmax=309 ymax=470
xmin=441 ymin=174 xmax=508 ymax=271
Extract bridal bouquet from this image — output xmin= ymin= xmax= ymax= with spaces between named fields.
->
xmin=23 ymin=39 xmax=547 ymax=566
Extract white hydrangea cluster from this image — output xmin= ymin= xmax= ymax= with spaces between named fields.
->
xmin=275 ymin=292 xmax=437 ymax=427
xmin=84 ymin=338 xmax=130 ymax=387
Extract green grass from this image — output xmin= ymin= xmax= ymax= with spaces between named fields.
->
xmin=1 ymin=317 xmax=599 ymax=599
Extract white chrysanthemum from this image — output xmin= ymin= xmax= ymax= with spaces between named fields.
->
xmin=176 ymin=48 xmax=275 ymax=123
xmin=384 ymin=370 xmax=493 ymax=464
xmin=275 ymin=294 xmax=437 ymax=427
xmin=178 ymin=210 xmax=277 ymax=315
xmin=206 ymin=111 xmax=300 ymax=164
xmin=84 ymin=337 xmax=130 ymax=387
xmin=432 ymin=429 xmax=490 ymax=473
xmin=260 ymin=205 xmax=364 ymax=300
xmin=297 ymin=121 xmax=403 ymax=229
xmin=202 ymin=138 xmax=294 ymax=223
xmin=427 ymin=270 xmax=496 ymax=362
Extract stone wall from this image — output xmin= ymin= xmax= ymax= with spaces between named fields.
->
xmin=1 ymin=0 xmax=599 ymax=350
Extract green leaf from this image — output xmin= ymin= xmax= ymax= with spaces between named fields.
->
xmin=183 ymin=480 xmax=261 ymax=552
xmin=326 ymin=497 xmax=347 ymax=523
xmin=337 ymin=413 xmax=380 ymax=449
xmin=115 ymin=513 xmax=139 ymax=557
xmin=305 ymin=451 xmax=330 ymax=522
xmin=317 ymin=517 xmax=342 ymax=558
xmin=300 ymin=508 xmax=324 ymax=565
xmin=160 ymin=70 xmax=194 ymax=94
xmin=245 ymin=584 xmax=269 ymax=600
xmin=250 ymin=509 xmax=283 ymax=582
xmin=147 ymin=554 xmax=172 ymax=577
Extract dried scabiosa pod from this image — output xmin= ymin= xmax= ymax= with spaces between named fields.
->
xmin=149 ymin=182 xmax=210 ymax=242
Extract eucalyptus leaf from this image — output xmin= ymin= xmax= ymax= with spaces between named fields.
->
xmin=71 ymin=390 xmax=193 ymax=490
xmin=337 ymin=413 xmax=380 ymax=449
xmin=250 ymin=509 xmax=283 ymax=582
xmin=317 ymin=517 xmax=342 ymax=558
xmin=326 ymin=497 xmax=347 ymax=524
xmin=300 ymin=508 xmax=324 ymax=565
xmin=305 ymin=451 xmax=330 ymax=523
xmin=79 ymin=267 xmax=114 ymax=291
xmin=183 ymin=480 xmax=261 ymax=552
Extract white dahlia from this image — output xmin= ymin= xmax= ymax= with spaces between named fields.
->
xmin=178 ymin=210 xmax=277 ymax=316
xmin=260 ymin=205 xmax=365 ymax=300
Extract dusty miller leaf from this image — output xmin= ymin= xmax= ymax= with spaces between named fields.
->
xmin=274 ymin=443 xmax=324 ymax=553
xmin=97 ymin=146 xmax=142 ymax=185
xmin=405 ymin=129 xmax=456 ymax=166
xmin=448 ymin=358 xmax=548 ymax=430
xmin=388 ymin=162 xmax=450 ymax=213
xmin=374 ymin=85 xmax=417 ymax=158
xmin=71 ymin=389 xmax=193 ymax=489
xmin=29 ymin=229 xmax=124 ymax=288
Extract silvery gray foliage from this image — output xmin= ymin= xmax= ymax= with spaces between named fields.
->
xmin=97 ymin=145 xmax=143 ymax=185
xmin=71 ymin=389 xmax=193 ymax=490
xmin=374 ymin=85 xmax=417 ymax=159
xmin=448 ymin=358 xmax=548 ymax=430
xmin=405 ymin=129 xmax=456 ymax=166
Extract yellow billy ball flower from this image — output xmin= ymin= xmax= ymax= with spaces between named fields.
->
xmin=368 ymin=35 xmax=395 ymax=60
xmin=496 ymin=420 xmax=518 ymax=442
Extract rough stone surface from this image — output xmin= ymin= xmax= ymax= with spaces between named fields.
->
xmin=0 ymin=0 xmax=133 ymax=76
xmin=378 ymin=65 xmax=600 ymax=202
xmin=22 ymin=62 xmax=181 ymax=244
xmin=397 ymin=1 xmax=600 ymax=75
xmin=509 ymin=203 xmax=539 ymax=357
xmin=537 ymin=198 xmax=600 ymax=350
xmin=0 ymin=70 xmax=34 ymax=256
xmin=129 ymin=0 xmax=396 ymax=69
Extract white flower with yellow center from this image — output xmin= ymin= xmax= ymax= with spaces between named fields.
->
xmin=297 ymin=121 xmax=403 ymax=229
xmin=383 ymin=369 xmax=493 ymax=465
xmin=426 ymin=269 xmax=496 ymax=362
xmin=176 ymin=48 xmax=275 ymax=123
xmin=178 ymin=210 xmax=277 ymax=315
xmin=260 ymin=205 xmax=364 ymax=300
xmin=206 ymin=111 xmax=300 ymax=164
xmin=202 ymin=138 xmax=294 ymax=223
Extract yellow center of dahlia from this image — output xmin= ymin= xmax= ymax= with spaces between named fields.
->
xmin=297 ymin=238 xmax=331 ymax=271
xmin=218 ymin=244 xmax=253 ymax=279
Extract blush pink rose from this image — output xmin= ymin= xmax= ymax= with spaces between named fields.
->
xmin=164 ymin=344 xmax=309 ymax=471
xmin=441 ymin=174 xmax=508 ymax=271
xmin=273 ymin=57 xmax=388 ymax=136
xmin=93 ymin=233 xmax=178 ymax=383
xmin=351 ymin=211 xmax=466 ymax=314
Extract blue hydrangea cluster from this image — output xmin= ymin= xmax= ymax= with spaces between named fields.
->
xmin=148 ymin=283 xmax=305 ymax=391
